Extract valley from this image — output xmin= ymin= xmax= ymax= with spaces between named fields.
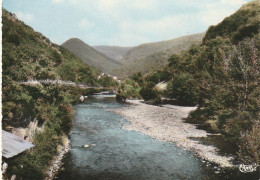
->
xmin=2 ymin=1 xmax=260 ymax=180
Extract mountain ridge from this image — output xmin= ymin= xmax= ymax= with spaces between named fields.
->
xmin=92 ymin=45 xmax=133 ymax=62
xmin=112 ymin=32 xmax=205 ymax=77
xmin=62 ymin=38 xmax=122 ymax=74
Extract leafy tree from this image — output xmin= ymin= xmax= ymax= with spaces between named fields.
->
xmin=98 ymin=74 xmax=118 ymax=87
xmin=116 ymin=79 xmax=141 ymax=102
xmin=140 ymin=82 xmax=159 ymax=101
xmin=170 ymin=73 xmax=200 ymax=106
xmin=130 ymin=72 xmax=144 ymax=86
xmin=238 ymin=121 xmax=260 ymax=165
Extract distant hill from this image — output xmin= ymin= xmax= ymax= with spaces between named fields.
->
xmin=123 ymin=33 xmax=205 ymax=63
xmin=113 ymin=33 xmax=205 ymax=77
xmin=62 ymin=38 xmax=122 ymax=74
xmin=93 ymin=46 xmax=133 ymax=62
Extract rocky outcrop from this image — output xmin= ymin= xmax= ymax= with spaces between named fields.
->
xmin=12 ymin=119 xmax=44 ymax=142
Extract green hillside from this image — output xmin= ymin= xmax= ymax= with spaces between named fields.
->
xmin=62 ymin=38 xmax=122 ymax=74
xmin=114 ymin=33 xmax=205 ymax=78
xmin=203 ymin=1 xmax=260 ymax=44
xmin=130 ymin=0 xmax=260 ymax=165
xmin=93 ymin=45 xmax=133 ymax=62
xmin=2 ymin=9 xmax=100 ymax=179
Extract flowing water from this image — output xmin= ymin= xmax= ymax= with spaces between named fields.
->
xmin=57 ymin=96 xmax=259 ymax=180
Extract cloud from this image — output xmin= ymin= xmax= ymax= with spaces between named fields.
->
xmin=66 ymin=0 xmax=249 ymax=45
xmin=198 ymin=0 xmax=247 ymax=26
xmin=51 ymin=0 xmax=64 ymax=4
xmin=79 ymin=18 xmax=94 ymax=29
xmin=221 ymin=0 xmax=247 ymax=6
xmin=98 ymin=0 xmax=157 ymax=11
xmin=118 ymin=14 xmax=198 ymax=45
xmin=11 ymin=0 xmax=249 ymax=46
xmin=15 ymin=12 xmax=34 ymax=22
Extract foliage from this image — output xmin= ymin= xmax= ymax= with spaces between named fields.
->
xmin=139 ymin=1 xmax=260 ymax=163
xmin=98 ymin=74 xmax=118 ymax=87
xmin=139 ymin=82 xmax=160 ymax=101
xmin=203 ymin=1 xmax=260 ymax=44
xmin=130 ymin=72 xmax=144 ymax=86
xmin=2 ymin=10 xmax=97 ymax=84
xmin=223 ymin=112 xmax=255 ymax=140
xmin=238 ymin=121 xmax=260 ymax=165
xmin=144 ymin=70 xmax=170 ymax=85
xmin=6 ymin=126 xmax=61 ymax=179
xmin=169 ymin=73 xmax=200 ymax=106
xmin=116 ymin=79 xmax=141 ymax=102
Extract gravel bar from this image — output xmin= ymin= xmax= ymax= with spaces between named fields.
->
xmin=111 ymin=100 xmax=234 ymax=168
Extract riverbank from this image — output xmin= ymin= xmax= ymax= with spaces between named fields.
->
xmin=111 ymin=100 xmax=234 ymax=168
xmin=45 ymin=135 xmax=70 ymax=180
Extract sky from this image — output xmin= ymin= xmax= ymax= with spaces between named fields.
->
xmin=3 ymin=0 xmax=252 ymax=46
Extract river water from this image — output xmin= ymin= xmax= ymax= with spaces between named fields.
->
xmin=57 ymin=96 xmax=258 ymax=180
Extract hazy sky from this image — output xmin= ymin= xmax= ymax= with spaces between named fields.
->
xmin=3 ymin=0 xmax=251 ymax=46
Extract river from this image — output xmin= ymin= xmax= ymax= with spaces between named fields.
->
xmin=57 ymin=95 xmax=258 ymax=180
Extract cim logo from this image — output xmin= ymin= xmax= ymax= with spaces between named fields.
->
xmin=239 ymin=163 xmax=259 ymax=173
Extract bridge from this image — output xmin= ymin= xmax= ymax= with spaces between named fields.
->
xmin=18 ymin=79 xmax=103 ymax=89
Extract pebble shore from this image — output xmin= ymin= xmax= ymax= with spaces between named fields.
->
xmin=44 ymin=136 xmax=70 ymax=180
xmin=111 ymin=100 xmax=234 ymax=168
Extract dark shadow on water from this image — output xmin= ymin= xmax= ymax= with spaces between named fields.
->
xmin=188 ymin=135 xmax=237 ymax=157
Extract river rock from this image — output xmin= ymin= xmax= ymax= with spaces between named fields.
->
xmin=53 ymin=163 xmax=58 ymax=169
xmin=79 ymin=95 xmax=84 ymax=102
xmin=84 ymin=144 xmax=90 ymax=148
xmin=10 ymin=175 xmax=16 ymax=180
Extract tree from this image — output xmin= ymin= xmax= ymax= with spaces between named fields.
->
xmin=116 ymin=79 xmax=141 ymax=102
xmin=170 ymin=73 xmax=200 ymax=106
xmin=238 ymin=121 xmax=260 ymax=165
xmin=98 ymin=74 xmax=118 ymax=87
xmin=140 ymin=82 xmax=159 ymax=101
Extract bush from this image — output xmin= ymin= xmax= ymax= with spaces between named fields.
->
xmin=59 ymin=103 xmax=74 ymax=134
xmin=52 ymin=49 xmax=63 ymax=65
xmin=224 ymin=111 xmax=255 ymax=140
xmin=98 ymin=74 xmax=118 ymax=87
xmin=140 ymin=82 xmax=159 ymax=101
xmin=170 ymin=73 xmax=200 ymax=106
xmin=7 ymin=32 xmax=20 ymax=46
xmin=238 ymin=121 xmax=260 ymax=164
xmin=232 ymin=23 xmax=259 ymax=42
xmin=116 ymin=79 xmax=141 ymax=102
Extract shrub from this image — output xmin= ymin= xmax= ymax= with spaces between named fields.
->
xmin=140 ymin=82 xmax=159 ymax=101
xmin=170 ymin=73 xmax=200 ymax=106
xmin=52 ymin=49 xmax=63 ymax=65
xmin=98 ymin=74 xmax=118 ymax=87
xmin=238 ymin=121 xmax=260 ymax=165
xmin=224 ymin=111 xmax=255 ymax=140
xmin=116 ymin=79 xmax=141 ymax=102
xmin=6 ymin=32 xmax=20 ymax=46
